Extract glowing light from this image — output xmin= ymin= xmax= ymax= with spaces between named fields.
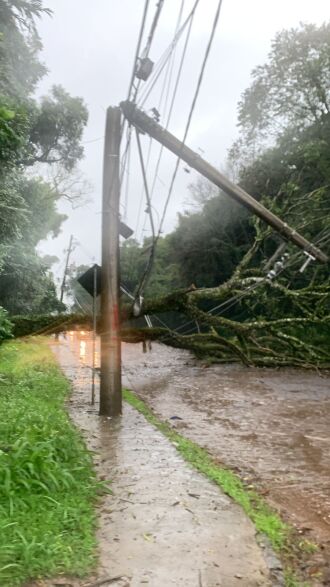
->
xmin=80 ymin=340 xmax=86 ymax=363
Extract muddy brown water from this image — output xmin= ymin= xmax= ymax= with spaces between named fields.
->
xmin=49 ymin=334 xmax=279 ymax=587
xmin=51 ymin=332 xmax=329 ymax=585
xmin=121 ymin=340 xmax=330 ymax=584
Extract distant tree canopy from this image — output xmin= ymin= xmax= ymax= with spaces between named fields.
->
xmin=0 ymin=0 xmax=88 ymax=325
xmin=229 ymin=22 xmax=330 ymax=166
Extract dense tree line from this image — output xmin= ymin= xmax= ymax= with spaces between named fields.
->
xmin=119 ymin=23 xmax=330 ymax=366
xmin=0 ymin=0 xmax=88 ymax=339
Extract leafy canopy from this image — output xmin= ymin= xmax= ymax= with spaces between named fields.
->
xmin=230 ymin=22 xmax=330 ymax=163
xmin=0 ymin=0 xmax=88 ymax=317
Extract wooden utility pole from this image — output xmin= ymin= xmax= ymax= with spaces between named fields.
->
xmin=100 ymin=106 xmax=122 ymax=416
xmin=120 ymin=100 xmax=328 ymax=264
xmin=60 ymin=234 xmax=74 ymax=303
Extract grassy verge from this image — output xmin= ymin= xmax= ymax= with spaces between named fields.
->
xmin=0 ymin=338 xmax=100 ymax=586
xmin=123 ymin=388 xmax=310 ymax=586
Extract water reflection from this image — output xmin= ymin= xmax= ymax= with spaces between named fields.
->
xmin=79 ymin=340 xmax=87 ymax=363
xmin=67 ymin=330 xmax=101 ymax=371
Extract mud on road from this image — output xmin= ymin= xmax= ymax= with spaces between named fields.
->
xmin=53 ymin=332 xmax=330 ymax=584
xmin=50 ymin=334 xmax=277 ymax=587
xmin=122 ymin=341 xmax=330 ymax=583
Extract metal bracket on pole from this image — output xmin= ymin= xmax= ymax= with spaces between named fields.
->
xmin=299 ymin=252 xmax=315 ymax=273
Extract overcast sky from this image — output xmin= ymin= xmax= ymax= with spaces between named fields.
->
xmin=37 ymin=0 xmax=329 ymax=279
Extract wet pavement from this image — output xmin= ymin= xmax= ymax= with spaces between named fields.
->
xmin=121 ymin=340 xmax=330 ymax=585
xmin=50 ymin=333 xmax=277 ymax=587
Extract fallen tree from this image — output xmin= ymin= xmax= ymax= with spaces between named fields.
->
xmin=128 ymin=236 xmax=330 ymax=368
xmin=11 ymin=229 xmax=330 ymax=368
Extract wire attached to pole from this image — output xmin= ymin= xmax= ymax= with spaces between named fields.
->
xmin=133 ymin=0 xmax=223 ymax=300
xmin=157 ymin=0 xmax=224 ymax=239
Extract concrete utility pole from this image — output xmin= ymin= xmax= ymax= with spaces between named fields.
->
xmin=100 ymin=106 xmax=122 ymax=417
xmin=60 ymin=234 xmax=74 ymax=303
xmin=120 ymin=100 xmax=328 ymax=264
xmin=91 ymin=263 xmax=98 ymax=406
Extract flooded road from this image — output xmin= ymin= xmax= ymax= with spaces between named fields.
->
xmin=53 ymin=331 xmax=330 ymax=584
xmin=122 ymin=341 xmax=330 ymax=583
xmin=50 ymin=333 xmax=277 ymax=587
xmin=125 ymin=346 xmax=330 ymax=533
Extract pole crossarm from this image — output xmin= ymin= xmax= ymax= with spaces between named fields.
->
xmin=120 ymin=100 xmax=328 ymax=264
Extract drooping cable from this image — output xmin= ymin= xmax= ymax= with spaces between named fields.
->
xmin=135 ymin=129 xmax=157 ymax=297
xmin=139 ymin=0 xmax=186 ymax=239
xmin=137 ymin=0 xmax=201 ymax=106
xmin=122 ymin=135 xmax=131 ymax=221
xmin=135 ymin=47 xmax=177 ymax=242
xmin=135 ymin=130 xmax=156 ymax=241
xmin=125 ymin=1 xmax=186 ymax=262
xmin=141 ymin=0 xmax=165 ymax=59
xmin=120 ymin=0 xmax=166 ymax=227
xmin=131 ymin=0 xmax=166 ymax=104
xmin=119 ymin=0 xmax=151 ymax=222
xmin=125 ymin=0 xmax=150 ymax=105
xmin=173 ymin=229 xmax=330 ymax=335
xmin=157 ymin=0 xmax=223 ymax=239
xmin=147 ymin=5 xmax=196 ymax=208
xmin=135 ymin=0 xmax=223 ymax=299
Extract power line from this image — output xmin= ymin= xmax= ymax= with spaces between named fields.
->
xmin=158 ymin=229 xmax=330 ymax=337
xmin=141 ymin=0 xmax=165 ymax=60
xmin=120 ymin=1 xmax=167 ymax=234
xmin=130 ymin=0 xmax=166 ymax=105
xmin=122 ymin=134 xmax=131 ymax=221
xmin=135 ymin=130 xmax=158 ymax=298
xmin=157 ymin=0 xmax=223 ymax=238
xmin=125 ymin=2 xmax=187 ymax=253
xmin=119 ymin=0 xmax=151 ymax=215
xmin=82 ymin=135 xmax=104 ymax=145
xmin=133 ymin=0 xmax=223 ymax=299
xmin=139 ymin=0 xmax=187 ymax=239
xmin=135 ymin=129 xmax=156 ymax=242
xmin=125 ymin=0 xmax=150 ymax=105
xmin=138 ymin=0 xmax=201 ymax=106
xmin=140 ymin=0 xmax=194 ymax=238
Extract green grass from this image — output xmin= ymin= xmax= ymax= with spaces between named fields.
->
xmin=123 ymin=389 xmax=309 ymax=586
xmin=0 ymin=338 xmax=101 ymax=586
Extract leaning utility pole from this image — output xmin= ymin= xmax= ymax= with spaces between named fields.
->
xmin=100 ymin=106 xmax=122 ymax=417
xmin=120 ymin=101 xmax=328 ymax=264
xmin=60 ymin=234 xmax=74 ymax=303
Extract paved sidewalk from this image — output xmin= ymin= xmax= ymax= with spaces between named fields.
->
xmin=51 ymin=336 xmax=274 ymax=587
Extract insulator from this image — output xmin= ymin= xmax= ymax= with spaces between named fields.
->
xmin=267 ymin=269 xmax=277 ymax=280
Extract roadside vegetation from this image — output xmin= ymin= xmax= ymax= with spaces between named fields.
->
xmin=0 ymin=0 xmax=88 ymax=319
xmin=0 ymin=338 xmax=100 ymax=586
xmin=115 ymin=22 xmax=330 ymax=368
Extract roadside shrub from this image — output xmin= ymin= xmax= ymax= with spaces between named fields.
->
xmin=0 ymin=306 xmax=13 ymax=343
